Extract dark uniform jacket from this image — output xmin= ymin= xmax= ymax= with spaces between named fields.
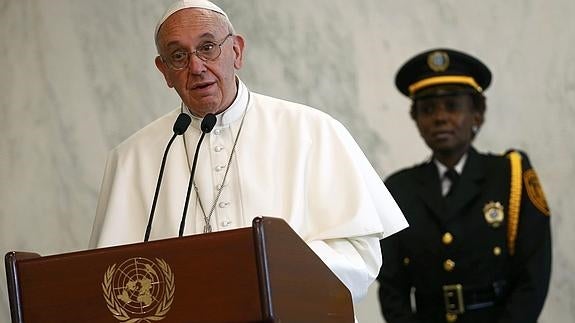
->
xmin=378 ymin=147 xmax=551 ymax=323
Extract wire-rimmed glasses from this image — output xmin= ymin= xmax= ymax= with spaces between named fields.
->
xmin=162 ymin=33 xmax=233 ymax=70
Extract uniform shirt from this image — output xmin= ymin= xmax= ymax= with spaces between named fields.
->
xmin=89 ymin=79 xmax=408 ymax=304
xmin=434 ymin=154 xmax=467 ymax=196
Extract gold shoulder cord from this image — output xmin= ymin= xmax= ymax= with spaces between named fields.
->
xmin=507 ymin=151 xmax=522 ymax=255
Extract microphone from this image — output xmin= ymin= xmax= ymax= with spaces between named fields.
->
xmin=179 ymin=113 xmax=217 ymax=237
xmin=144 ymin=113 xmax=191 ymax=242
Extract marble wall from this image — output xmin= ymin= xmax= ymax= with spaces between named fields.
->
xmin=1 ymin=0 xmax=573 ymax=322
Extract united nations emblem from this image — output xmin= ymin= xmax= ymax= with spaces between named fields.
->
xmin=483 ymin=201 xmax=505 ymax=228
xmin=427 ymin=51 xmax=450 ymax=72
xmin=102 ymin=257 xmax=175 ymax=322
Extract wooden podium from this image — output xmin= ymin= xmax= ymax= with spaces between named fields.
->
xmin=5 ymin=217 xmax=353 ymax=323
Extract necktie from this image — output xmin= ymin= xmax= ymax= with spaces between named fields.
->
xmin=445 ymin=168 xmax=460 ymax=197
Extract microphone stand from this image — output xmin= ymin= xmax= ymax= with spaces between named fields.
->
xmin=179 ymin=113 xmax=217 ymax=237
xmin=144 ymin=113 xmax=191 ymax=242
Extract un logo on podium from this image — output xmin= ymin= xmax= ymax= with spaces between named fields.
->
xmin=102 ymin=257 xmax=175 ymax=322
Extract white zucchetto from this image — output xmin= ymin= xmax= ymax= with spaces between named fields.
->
xmin=154 ymin=0 xmax=230 ymax=42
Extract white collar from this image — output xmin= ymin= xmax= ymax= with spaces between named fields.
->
xmin=185 ymin=77 xmax=249 ymax=130
xmin=434 ymin=153 xmax=468 ymax=178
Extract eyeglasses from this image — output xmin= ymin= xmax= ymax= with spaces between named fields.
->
xmin=162 ymin=33 xmax=233 ymax=70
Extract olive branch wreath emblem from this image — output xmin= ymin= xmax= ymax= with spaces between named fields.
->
xmin=102 ymin=258 xmax=175 ymax=323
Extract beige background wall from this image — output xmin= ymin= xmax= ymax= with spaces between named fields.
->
xmin=1 ymin=1 xmax=573 ymax=322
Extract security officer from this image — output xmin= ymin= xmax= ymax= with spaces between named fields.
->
xmin=377 ymin=48 xmax=552 ymax=323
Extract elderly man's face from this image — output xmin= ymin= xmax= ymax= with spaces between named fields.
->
xmin=155 ymin=8 xmax=244 ymax=117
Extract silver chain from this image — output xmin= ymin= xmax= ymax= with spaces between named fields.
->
xmin=194 ymin=107 xmax=247 ymax=233
xmin=182 ymin=92 xmax=250 ymax=233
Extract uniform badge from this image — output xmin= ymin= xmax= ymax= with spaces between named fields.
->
xmin=524 ymin=169 xmax=551 ymax=216
xmin=427 ymin=51 xmax=450 ymax=72
xmin=483 ymin=201 xmax=505 ymax=228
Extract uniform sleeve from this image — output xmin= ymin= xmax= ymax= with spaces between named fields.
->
xmin=377 ymin=234 xmax=421 ymax=323
xmin=498 ymin=152 xmax=552 ymax=323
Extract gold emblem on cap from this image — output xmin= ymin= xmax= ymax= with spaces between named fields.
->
xmin=483 ymin=201 xmax=505 ymax=228
xmin=102 ymin=257 xmax=175 ymax=322
xmin=427 ymin=51 xmax=450 ymax=72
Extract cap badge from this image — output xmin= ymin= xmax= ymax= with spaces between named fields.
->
xmin=427 ymin=51 xmax=450 ymax=72
xmin=483 ymin=201 xmax=505 ymax=228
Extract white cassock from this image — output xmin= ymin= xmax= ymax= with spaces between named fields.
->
xmin=89 ymin=79 xmax=408 ymax=304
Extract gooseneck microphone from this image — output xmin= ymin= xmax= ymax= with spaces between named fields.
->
xmin=179 ymin=113 xmax=217 ymax=237
xmin=144 ymin=113 xmax=191 ymax=242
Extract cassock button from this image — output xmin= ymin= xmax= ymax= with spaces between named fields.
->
xmin=442 ymin=232 xmax=454 ymax=245
xmin=214 ymin=129 xmax=221 ymax=135
xmin=221 ymin=220 xmax=231 ymax=227
xmin=218 ymin=202 xmax=230 ymax=208
xmin=403 ymin=257 xmax=410 ymax=266
xmin=443 ymin=259 xmax=455 ymax=272
xmin=446 ymin=313 xmax=458 ymax=322
xmin=214 ymin=145 xmax=224 ymax=152
xmin=215 ymin=165 xmax=225 ymax=172
xmin=493 ymin=246 xmax=502 ymax=256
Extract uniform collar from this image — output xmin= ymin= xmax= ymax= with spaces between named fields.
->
xmin=434 ymin=153 xmax=468 ymax=179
